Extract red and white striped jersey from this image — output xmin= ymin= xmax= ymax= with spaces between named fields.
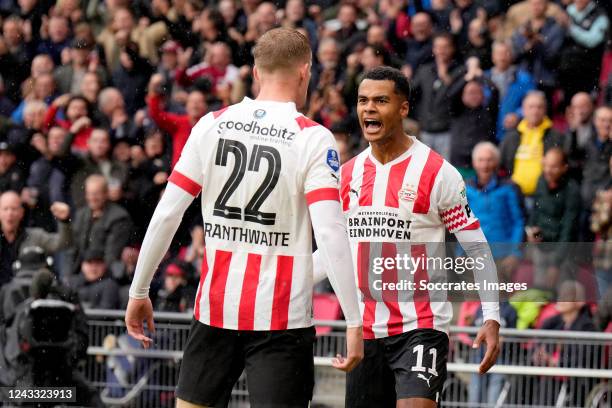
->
xmin=170 ymin=97 xmax=342 ymax=331
xmin=340 ymin=137 xmax=480 ymax=339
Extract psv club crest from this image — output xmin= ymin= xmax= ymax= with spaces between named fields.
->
xmin=398 ymin=184 xmax=417 ymax=202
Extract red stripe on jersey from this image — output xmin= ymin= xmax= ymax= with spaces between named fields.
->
xmin=359 ymin=157 xmax=376 ymax=206
xmin=413 ymin=150 xmax=444 ymax=214
xmin=381 ymin=243 xmax=404 ymax=336
xmin=411 ymin=244 xmax=434 ymax=329
xmin=385 ymin=157 xmax=412 ymax=208
xmin=357 ymin=242 xmax=373 ymax=300
xmin=193 ymin=247 xmax=208 ymax=321
xmin=460 ymin=220 xmax=480 ymax=231
xmin=295 ymin=116 xmax=319 ymax=130
xmin=209 ymin=250 xmax=232 ymax=327
xmin=357 ymin=242 xmax=375 ymax=339
xmin=271 ymin=256 xmax=294 ymax=330
xmin=340 ymin=157 xmax=357 ymax=211
xmin=305 ymin=188 xmax=340 ymax=205
xmin=238 ymin=253 xmax=262 ymax=330
xmin=168 ymin=170 xmax=202 ymax=196
xmin=213 ymin=106 xmax=229 ymax=119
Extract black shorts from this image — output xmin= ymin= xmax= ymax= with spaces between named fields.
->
xmin=176 ymin=319 xmax=315 ymax=408
xmin=346 ymin=329 xmax=449 ymax=407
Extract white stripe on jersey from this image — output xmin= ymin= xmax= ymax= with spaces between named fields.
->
xmin=222 ymin=252 xmax=249 ymax=329
xmin=253 ymin=254 xmax=277 ymax=329
xmin=197 ymin=248 xmax=213 ymax=325
xmin=287 ymin=257 xmax=313 ymax=328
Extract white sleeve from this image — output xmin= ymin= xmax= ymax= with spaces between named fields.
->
xmin=455 ymin=226 xmax=500 ymax=324
xmin=437 ymin=163 xmax=499 ymax=323
xmin=129 ymin=118 xmax=207 ymax=299
xmin=312 ymin=249 xmax=327 ymax=285
xmin=301 ymin=126 xmax=360 ymax=326
xmin=309 ymin=200 xmax=361 ymax=328
xmin=129 ymin=183 xmax=196 ymax=298
xmin=303 ymin=127 xmax=341 ymax=195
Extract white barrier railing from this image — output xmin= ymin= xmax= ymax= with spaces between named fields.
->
xmin=84 ymin=310 xmax=612 ymax=408
xmin=84 ymin=308 xmax=612 ymax=341
xmin=86 ymin=348 xmax=612 ymax=379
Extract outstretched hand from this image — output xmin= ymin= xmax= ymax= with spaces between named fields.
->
xmin=125 ymin=297 xmax=155 ymax=349
xmin=332 ymin=326 xmax=364 ymax=372
xmin=474 ymin=319 xmax=500 ymax=374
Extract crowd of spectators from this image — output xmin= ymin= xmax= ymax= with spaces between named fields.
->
xmin=0 ymin=0 xmax=610 ymax=326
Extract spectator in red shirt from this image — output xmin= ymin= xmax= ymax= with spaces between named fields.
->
xmin=146 ymin=74 xmax=208 ymax=167
xmin=44 ymin=94 xmax=94 ymax=154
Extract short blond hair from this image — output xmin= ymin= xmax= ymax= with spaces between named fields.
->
xmin=253 ymin=28 xmax=311 ymax=73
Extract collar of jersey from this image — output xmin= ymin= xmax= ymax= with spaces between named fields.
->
xmin=367 ymin=136 xmax=418 ymax=167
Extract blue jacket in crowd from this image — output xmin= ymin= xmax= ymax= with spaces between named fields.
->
xmin=466 ymin=175 xmax=525 ymax=258
xmin=484 ymin=67 xmax=536 ymax=141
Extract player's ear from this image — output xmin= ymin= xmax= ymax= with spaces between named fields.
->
xmin=299 ymin=62 xmax=310 ymax=83
xmin=253 ymin=65 xmax=261 ymax=83
xmin=400 ymin=99 xmax=409 ymax=118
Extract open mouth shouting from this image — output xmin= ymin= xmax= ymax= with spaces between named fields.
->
xmin=363 ymin=118 xmax=383 ymax=134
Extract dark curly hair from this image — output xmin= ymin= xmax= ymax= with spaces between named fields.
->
xmin=361 ymin=66 xmax=411 ymax=101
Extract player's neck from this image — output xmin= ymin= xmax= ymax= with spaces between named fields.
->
xmin=370 ymin=133 xmax=413 ymax=165
xmin=256 ymin=83 xmax=300 ymax=105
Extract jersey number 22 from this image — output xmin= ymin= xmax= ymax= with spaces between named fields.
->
xmin=214 ymin=138 xmax=281 ymax=225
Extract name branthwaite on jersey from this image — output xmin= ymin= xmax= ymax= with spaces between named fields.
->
xmin=204 ymin=222 xmax=291 ymax=247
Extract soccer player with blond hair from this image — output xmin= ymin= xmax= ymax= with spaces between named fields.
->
xmin=125 ymin=28 xmax=363 ymax=408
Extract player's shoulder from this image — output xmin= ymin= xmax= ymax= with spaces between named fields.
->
xmin=192 ymin=105 xmax=233 ymax=131
xmin=294 ymin=114 xmax=333 ymax=139
xmin=411 ymin=141 xmax=463 ymax=194
xmin=407 ymin=138 xmax=448 ymax=179
xmin=438 ymin=158 xmax=463 ymax=182
xmin=206 ymin=99 xmax=261 ymax=121
xmin=191 ymin=102 xmax=254 ymax=140
xmin=293 ymin=115 xmax=337 ymax=155
xmin=339 ymin=147 xmax=369 ymax=174
xmin=431 ymin=161 xmax=466 ymax=209
xmin=211 ymin=105 xmax=231 ymax=119
xmin=412 ymin=139 xmax=460 ymax=183
xmin=294 ymin=115 xmax=321 ymax=131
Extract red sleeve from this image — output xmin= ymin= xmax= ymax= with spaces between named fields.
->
xmin=175 ymin=68 xmax=193 ymax=88
xmin=146 ymin=95 xmax=179 ymax=134
xmin=72 ymin=127 xmax=93 ymax=151
xmin=43 ymin=104 xmax=59 ymax=131
xmin=395 ymin=12 xmax=411 ymax=39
